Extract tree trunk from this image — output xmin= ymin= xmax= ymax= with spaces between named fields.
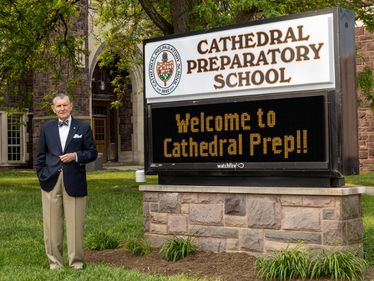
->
xmin=138 ymin=0 xmax=173 ymax=34
xmin=170 ymin=0 xmax=199 ymax=33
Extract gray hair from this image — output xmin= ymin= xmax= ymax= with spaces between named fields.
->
xmin=52 ymin=93 xmax=72 ymax=105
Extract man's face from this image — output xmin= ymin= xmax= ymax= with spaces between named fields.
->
xmin=52 ymin=97 xmax=73 ymax=121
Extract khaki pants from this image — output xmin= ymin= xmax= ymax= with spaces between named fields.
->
xmin=41 ymin=171 xmax=86 ymax=269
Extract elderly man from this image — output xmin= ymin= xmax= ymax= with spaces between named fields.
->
xmin=36 ymin=93 xmax=97 ymax=269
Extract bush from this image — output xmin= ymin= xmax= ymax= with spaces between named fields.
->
xmin=309 ymin=250 xmax=368 ymax=281
xmin=86 ymin=231 xmax=119 ymax=250
xmin=126 ymin=238 xmax=151 ymax=256
xmin=255 ymin=244 xmax=310 ymax=281
xmin=255 ymin=244 xmax=368 ymax=281
xmin=160 ymin=236 xmax=196 ymax=262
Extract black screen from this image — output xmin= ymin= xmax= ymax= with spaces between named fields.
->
xmin=151 ymin=95 xmax=326 ymax=163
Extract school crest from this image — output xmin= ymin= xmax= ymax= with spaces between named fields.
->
xmin=149 ymin=44 xmax=182 ymax=95
xmin=157 ymin=52 xmax=174 ymax=86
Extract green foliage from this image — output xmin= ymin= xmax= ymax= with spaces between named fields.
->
xmin=0 ymin=170 xmax=184 ymax=281
xmin=190 ymin=0 xmax=374 ymax=31
xmin=92 ymin=0 xmax=157 ymax=105
xmin=0 ymin=170 xmax=220 ymax=281
xmin=364 ymin=226 xmax=374 ymax=264
xmin=84 ymin=170 xmax=155 ymax=240
xmin=309 ymin=250 xmax=368 ymax=281
xmin=2 ymin=170 xmax=374 ymax=281
xmin=189 ymin=0 xmax=232 ymax=30
xmin=0 ymin=0 xmax=86 ymax=105
xmin=1 ymin=0 xmax=374 ymax=109
xmin=346 ymin=172 xmax=374 ymax=264
xmin=0 ymin=264 xmax=213 ymax=281
xmin=255 ymin=244 xmax=368 ymax=281
xmin=160 ymin=236 xmax=197 ymax=262
xmin=361 ymin=193 xmax=374 ymax=264
xmin=126 ymin=237 xmax=152 ymax=256
xmin=346 ymin=172 xmax=374 ymax=187
xmin=93 ymin=0 xmax=374 ymax=108
xmin=85 ymin=231 xmax=120 ymax=250
xmin=357 ymin=67 xmax=374 ymax=109
xmin=255 ymin=244 xmax=310 ymax=281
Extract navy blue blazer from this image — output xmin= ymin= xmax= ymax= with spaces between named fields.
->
xmin=35 ymin=117 xmax=98 ymax=197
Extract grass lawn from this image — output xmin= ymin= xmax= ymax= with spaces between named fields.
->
xmin=0 ymin=170 xmax=374 ymax=281
xmin=347 ymin=173 xmax=374 ymax=263
xmin=0 ymin=169 xmax=213 ymax=281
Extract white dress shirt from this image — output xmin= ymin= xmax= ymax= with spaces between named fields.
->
xmin=58 ymin=116 xmax=72 ymax=151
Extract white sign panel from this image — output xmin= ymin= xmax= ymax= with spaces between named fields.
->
xmin=145 ymin=13 xmax=335 ymax=103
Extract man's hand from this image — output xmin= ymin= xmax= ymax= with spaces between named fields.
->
xmin=59 ymin=153 xmax=77 ymax=163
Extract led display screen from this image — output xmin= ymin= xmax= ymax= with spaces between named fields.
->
xmin=151 ymin=95 xmax=326 ymax=164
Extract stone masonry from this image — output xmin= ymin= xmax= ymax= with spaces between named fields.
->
xmin=357 ymin=26 xmax=374 ymax=171
xmin=140 ymin=185 xmax=364 ymax=255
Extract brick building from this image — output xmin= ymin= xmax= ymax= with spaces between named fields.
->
xmin=356 ymin=26 xmax=374 ymax=171
xmin=0 ymin=5 xmax=373 ymax=172
xmin=0 ymin=1 xmax=144 ymax=168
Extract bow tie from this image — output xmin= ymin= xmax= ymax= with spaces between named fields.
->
xmin=58 ymin=120 xmax=69 ymax=127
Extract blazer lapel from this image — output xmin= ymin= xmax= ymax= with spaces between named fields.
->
xmin=64 ymin=118 xmax=79 ymax=153
xmin=52 ymin=119 xmax=63 ymax=154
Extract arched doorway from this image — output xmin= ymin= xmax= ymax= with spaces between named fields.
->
xmin=91 ymin=61 xmax=133 ymax=163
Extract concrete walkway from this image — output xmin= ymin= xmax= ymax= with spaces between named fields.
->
xmin=366 ymin=186 xmax=374 ymax=195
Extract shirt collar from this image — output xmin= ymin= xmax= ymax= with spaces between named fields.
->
xmin=58 ymin=116 xmax=72 ymax=127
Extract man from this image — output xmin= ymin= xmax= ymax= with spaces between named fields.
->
xmin=36 ymin=93 xmax=97 ymax=269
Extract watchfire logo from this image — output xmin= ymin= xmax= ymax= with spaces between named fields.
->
xmin=217 ymin=163 xmax=245 ymax=169
xmin=149 ymin=44 xmax=182 ymax=95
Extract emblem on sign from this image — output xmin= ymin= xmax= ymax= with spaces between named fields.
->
xmin=149 ymin=44 xmax=182 ymax=95
xmin=157 ymin=52 xmax=173 ymax=86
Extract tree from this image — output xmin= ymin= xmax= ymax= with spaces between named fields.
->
xmin=0 ymin=0 xmax=86 ymax=108
xmin=92 ymin=0 xmax=374 ymax=105
xmin=0 ymin=1 xmax=373 ymax=106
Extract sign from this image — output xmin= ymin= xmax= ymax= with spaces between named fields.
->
xmin=145 ymin=13 xmax=335 ymax=103
xmin=144 ymin=8 xmax=358 ymax=187
xmin=151 ymin=95 xmax=326 ymax=164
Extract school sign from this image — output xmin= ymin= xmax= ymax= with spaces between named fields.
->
xmin=143 ymin=8 xmax=358 ymax=187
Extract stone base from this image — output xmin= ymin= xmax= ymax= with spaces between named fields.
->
xmin=139 ymin=185 xmax=365 ymax=255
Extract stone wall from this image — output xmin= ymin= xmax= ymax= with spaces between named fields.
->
xmin=119 ymin=92 xmax=133 ymax=152
xmin=141 ymin=185 xmax=364 ymax=255
xmin=356 ymin=26 xmax=374 ymax=171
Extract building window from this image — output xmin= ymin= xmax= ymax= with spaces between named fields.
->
xmin=7 ymin=115 xmax=22 ymax=161
xmin=0 ymin=112 xmax=28 ymax=165
xmin=94 ymin=119 xmax=105 ymax=141
xmin=93 ymin=106 xmax=107 ymax=116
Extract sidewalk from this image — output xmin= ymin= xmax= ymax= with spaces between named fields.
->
xmin=366 ymin=186 xmax=374 ymax=195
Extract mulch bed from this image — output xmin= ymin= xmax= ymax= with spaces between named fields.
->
xmin=85 ymin=248 xmax=374 ymax=281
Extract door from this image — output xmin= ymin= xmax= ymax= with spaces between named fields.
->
xmin=93 ymin=117 xmax=107 ymax=161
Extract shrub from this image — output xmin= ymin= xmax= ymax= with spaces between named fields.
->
xmin=160 ymin=236 xmax=197 ymax=262
xmin=309 ymin=250 xmax=368 ymax=281
xmin=255 ymin=244 xmax=369 ymax=281
xmin=126 ymin=238 xmax=151 ymax=256
xmin=255 ymin=244 xmax=310 ymax=281
xmin=86 ymin=231 xmax=119 ymax=250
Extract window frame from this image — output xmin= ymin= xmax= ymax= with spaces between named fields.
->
xmin=0 ymin=111 xmax=28 ymax=164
